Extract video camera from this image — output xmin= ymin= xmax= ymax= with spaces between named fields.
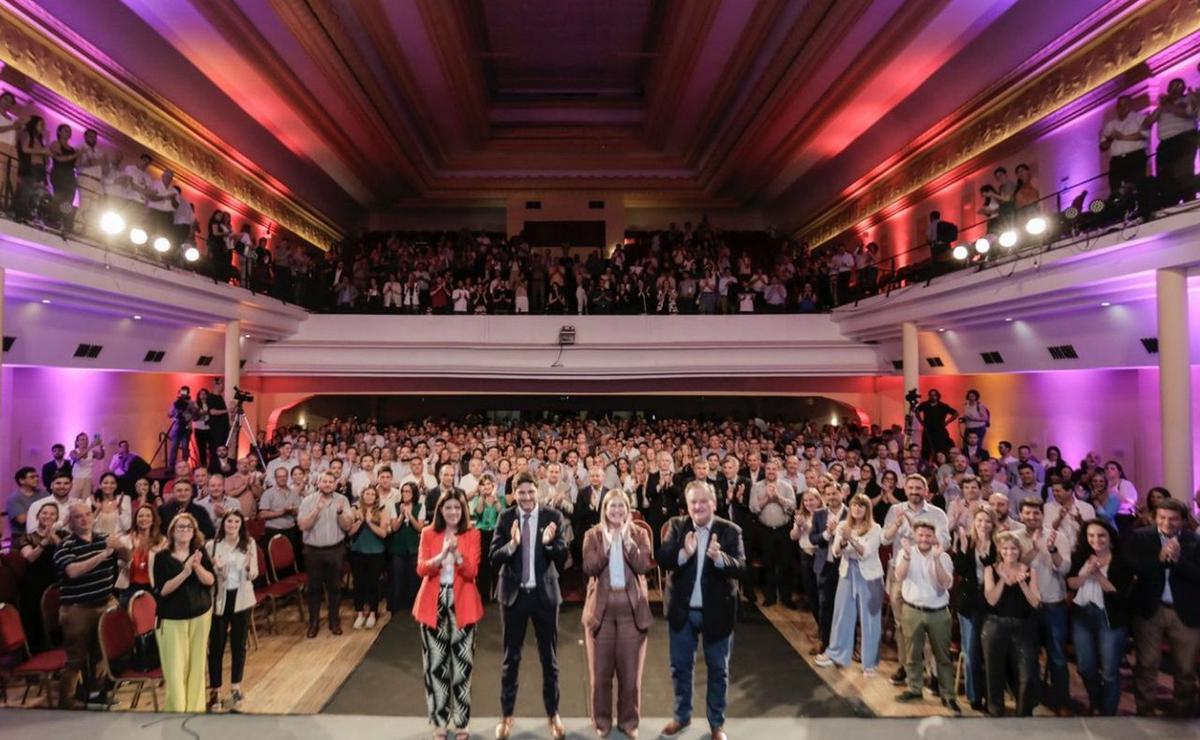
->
xmin=233 ymin=386 xmax=254 ymax=404
xmin=905 ymin=388 xmax=921 ymax=409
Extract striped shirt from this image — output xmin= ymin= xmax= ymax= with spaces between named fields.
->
xmin=53 ymin=534 xmax=117 ymax=605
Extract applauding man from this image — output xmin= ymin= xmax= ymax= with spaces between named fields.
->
xmin=490 ymin=472 xmax=569 ymax=740
xmin=298 ymin=472 xmax=353 ymax=638
xmin=658 ymin=481 xmax=746 ymax=740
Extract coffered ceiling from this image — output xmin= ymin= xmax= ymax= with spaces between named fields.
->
xmin=14 ymin=0 xmax=1148 ymax=228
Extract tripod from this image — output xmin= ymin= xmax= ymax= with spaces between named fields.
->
xmin=226 ymin=399 xmax=268 ymax=471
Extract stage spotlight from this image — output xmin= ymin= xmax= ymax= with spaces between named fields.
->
xmin=129 ymin=228 xmax=147 ymax=245
xmin=1088 ymin=198 xmax=1106 ymax=214
xmin=952 ymin=244 xmax=970 ymax=261
xmin=1025 ymin=216 xmax=1048 ymax=235
xmin=974 ymin=237 xmax=991 ymax=255
xmin=184 ymin=246 xmax=200 ymax=262
xmin=1063 ymin=206 xmax=1080 ymax=220
xmin=153 ymin=236 xmax=171 ymax=253
xmin=99 ymin=211 xmax=125 ymax=235
xmin=998 ymin=230 xmax=1018 ymax=248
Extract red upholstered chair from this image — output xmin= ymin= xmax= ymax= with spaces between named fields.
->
xmin=268 ymin=534 xmax=307 ymax=589
xmin=659 ymin=521 xmax=673 ymax=616
xmin=40 ymin=585 xmax=61 ymax=648
xmin=0 ymin=602 xmax=66 ymax=705
xmin=127 ymin=591 xmax=156 ymax=641
xmin=97 ymin=605 xmax=162 ymax=710
xmin=257 ymin=539 xmax=304 ymax=627
xmin=631 ymin=519 xmax=662 ymax=608
xmin=246 ymin=517 xmax=267 ymax=542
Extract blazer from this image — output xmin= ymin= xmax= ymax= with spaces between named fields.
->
xmin=581 ymin=525 xmax=654 ymax=634
xmin=206 ymin=538 xmax=259 ymax=615
xmin=716 ymin=475 xmax=751 ymax=521
xmin=489 ymin=506 xmax=568 ymax=608
xmin=1067 ymin=549 xmax=1135 ymax=628
xmin=657 ymin=515 xmax=746 ymax=639
xmin=831 ymin=523 xmax=884 ymax=580
xmin=809 ymin=507 xmax=848 ymax=576
xmin=573 ymin=486 xmax=604 ymax=541
xmin=643 ymin=473 xmax=681 ymax=521
xmin=413 ymin=526 xmax=484 ymax=629
xmin=1126 ymin=525 xmax=1200 ymax=627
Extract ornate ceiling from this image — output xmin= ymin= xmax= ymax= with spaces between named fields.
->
xmin=6 ymin=0 xmax=1195 ymax=237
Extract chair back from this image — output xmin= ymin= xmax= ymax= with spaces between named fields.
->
xmin=40 ymin=584 xmax=61 ymax=646
xmin=246 ymin=517 xmax=267 ymax=541
xmin=255 ymin=543 xmax=271 ymax=585
xmin=630 ymin=510 xmax=645 ymax=522
xmin=659 ymin=520 xmax=672 ymax=544
xmin=0 ymin=603 xmax=29 ymax=655
xmin=268 ymin=534 xmax=297 ymax=580
xmin=128 ymin=591 xmax=157 ymax=637
xmin=631 ymin=518 xmax=653 ymax=542
xmin=97 ymin=606 xmax=135 ymax=672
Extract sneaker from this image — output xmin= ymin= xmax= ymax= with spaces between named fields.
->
xmin=353 ymin=613 xmax=366 ymax=630
xmin=225 ymin=689 xmax=245 ymax=713
xmin=813 ymin=654 xmax=835 ymax=667
xmin=365 ymin=613 xmax=376 ymax=629
xmin=863 ymin=668 xmax=878 ymax=678
xmin=889 ymin=667 xmax=907 ymax=686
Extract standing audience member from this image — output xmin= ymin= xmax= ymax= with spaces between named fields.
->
xmin=388 ymin=481 xmax=425 ymax=612
xmin=809 ymin=480 xmax=847 ymax=652
xmin=16 ymin=501 xmax=61 ymax=653
xmin=349 ymin=486 xmax=390 ymax=629
xmin=297 ymin=472 xmax=354 ymax=637
xmin=1100 ymin=94 xmax=1149 ymax=193
xmin=582 ymin=490 xmax=653 ymax=738
xmin=981 ymin=532 xmax=1041 ymax=716
xmin=893 ymin=521 xmax=960 ymax=714
xmin=815 ymin=494 xmax=884 ymax=676
xmin=116 ymin=503 xmax=164 ymax=603
xmin=1015 ymin=500 xmax=1070 ymax=715
xmin=790 ymin=488 xmax=824 ymax=648
xmin=470 ymin=474 xmax=503 ymax=603
xmin=951 ymin=508 xmax=996 ymax=711
xmin=415 ymin=489 xmax=483 ymax=740
xmin=206 ymin=510 xmax=257 ymax=712
xmin=958 ymin=390 xmax=990 ymax=449
xmin=7 ymin=466 xmax=47 ymax=533
xmin=152 ymin=512 xmax=214 ymax=713
xmin=1067 ymin=519 xmax=1133 ymax=716
xmin=1150 ymin=78 xmax=1198 ymax=206
xmin=749 ymin=460 xmax=796 ymax=608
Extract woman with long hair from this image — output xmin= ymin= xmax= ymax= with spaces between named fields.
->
xmin=582 ymin=489 xmax=653 ymax=737
xmin=470 ymin=473 xmax=504 ymax=603
xmin=790 ymin=488 xmax=825 ymax=648
xmin=193 ymin=389 xmax=212 ymax=470
xmin=387 ymin=481 xmax=425 ymax=612
xmin=152 ymin=513 xmax=215 ymax=712
xmin=69 ymin=431 xmax=104 ymax=500
xmin=414 ymin=490 xmax=482 ymax=740
xmin=959 ymin=389 xmax=990 ymax=448
xmin=873 ymin=469 xmax=901 ymax=525
xmin=815 ymin=494 xmax=884 ymax=676
xmin=14 ymin=115 xmax=48 ymax=222
xmin=951 ymin=507 xmax=997 ymax=711
xmin=117 ymin=503 xmax=164 ymax=603
xmin=207 ymin=211 xmax=232 ymax=281
xmin=17 ymin=502 xmax=61 ymax=653
xmin=90 ymin=472 xmax=131 ymax=537
xmin=852 ymin=461 xmax=879 ymax=501
xmin=1067 ymin=519 xmax=1133 ymax=716
xmin=1105 ymin=461 xmax=1138 ymax=534
xmin=206 ymin=510 xmax=258 ymax=711
xmin=981 ymin=531 xmax=1040 ymax=716
xmin=349 ymin=486 xmax=391 ymax=629
xmin=1086 ymin=471 xmax=1119 ymax=526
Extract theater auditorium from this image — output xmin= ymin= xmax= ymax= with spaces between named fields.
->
xmin=0 ymin=1 xmax=1198 ymax=739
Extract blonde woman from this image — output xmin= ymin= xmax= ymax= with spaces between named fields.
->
xmin=981 ymin=531 xmax=1040 ymax=716
xmin=815 ymin=494 xmax=884 ymax=675
xmin=349 ymin=486 xmax=391 ymax=629
xmin=151 ymin=513 xmax=214 ymax=712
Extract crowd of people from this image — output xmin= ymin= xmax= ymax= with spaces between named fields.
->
xmin=3 ymin=381 xmax=1198 ymax=730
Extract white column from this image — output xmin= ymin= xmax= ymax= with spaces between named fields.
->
xmin=224 ymin=320 xmax=240 ymax=400
xmin=902 ymin=320 xmax=919 ymax=400
xmin=1156 ymin=268 xmax=1193 ymax=503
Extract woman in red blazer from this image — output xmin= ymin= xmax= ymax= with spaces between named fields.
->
xmin=414 ymin=489 xmax=483 ymax=740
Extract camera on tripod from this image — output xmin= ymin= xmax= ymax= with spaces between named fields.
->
xmin=233 ymin=386 xmax=254 ymax=404
xmin=905 ymin=388 xmax=921 ymax=409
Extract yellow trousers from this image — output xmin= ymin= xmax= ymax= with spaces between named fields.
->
xmin=156 ymin=613 xmax=212 ymax=712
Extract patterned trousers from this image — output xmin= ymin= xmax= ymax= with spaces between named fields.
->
xmin=421 ymin=585 xmax=477 ymax=729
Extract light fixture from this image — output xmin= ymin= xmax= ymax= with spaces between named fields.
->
xmin=1100 ymin=301 xmax=1111 ymax=307
xmin=1004 ymin=317 xmax=1013 ymax=322
xmin=952 ymin=244 xmax=970 ymax=261
xmin=1088 ymin=198 xmax=1106 ymax=214
xmin=998 ymin=230 xmax=1018 ymax=248
xmin=153 ymin=236 xmax=171 ymax=253
xmin=1063 ymin=206 xmax=1080 ymax=221
xmin=974 ymin=237 xmax=991 ymax=255
xmin=99 ymin=211 xmax=125 ymax=235
xmin=937 ymin=328 xmax=946 ymax=333
xmin=1025 ymin=216 xmax=1048 ymax=235
xmin=132 ymin=315 xmax=142 ymax=320
xmin=184 ymin=246 xmax=200 ymax=262
xmin=129 ymin=228 xmax=147 ymax=245
xmin=41 ymin=298 xmax=51 ymax=304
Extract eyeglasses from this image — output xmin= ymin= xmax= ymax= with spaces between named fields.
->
xmin=175 ymin=524 xmax=195 ymax=531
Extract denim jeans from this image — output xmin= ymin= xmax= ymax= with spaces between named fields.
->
xmin=1071 ymin=604 xmax=1127 ymax=716
xmin=957 ymin=611 xmax=985 ymax=703
xmin=1038 ymin=602 xmax=1070 ymax=709
xmin=669 ymin=608 xmax=732 ymax=728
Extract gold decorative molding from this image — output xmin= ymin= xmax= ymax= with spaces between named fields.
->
xmin=0 ymin=2 xmax=342 ymax=249
xmin=797 ymin=0 xmax=1200 ymax=247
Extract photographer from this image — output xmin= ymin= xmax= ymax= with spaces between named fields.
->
xmin=167 ymin=386 xmax=199 ymax=467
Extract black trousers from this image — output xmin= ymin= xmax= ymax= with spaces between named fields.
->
xmin=758 ymin=523 xmax=794 ymax=603
xmin=1108 ymin=150 xmax=1147 ymax=193
xmin=981 ymin=615 xmax=1040 ymax=716
xmin=209 ymin=595 xmax=249 ymax=688
xmin=499 ymin=589 xmax=560 ymax=716
xmin=1157 ymin=131 xmax=1198 ymax=205
xmin=815 ymin=563 xmax=839 ymax=649
xmin=387 ymin=551 xmax=419 ymax=612
xmin=476 ymin=530 xmax=495 ymax=602
xmin=304 ymin=544 xmax=344 ymax=626
xmin=349 ymin=551 xmax=384 ymax=612
xmin=798 ymin=551 xmax=820 ymax=617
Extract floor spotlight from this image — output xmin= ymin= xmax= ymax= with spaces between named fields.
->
xmin=1063 ymin=206 xmax=1080 ymax=220
xmin=100 ymin=211 xmax=125 ymax=235
xmin=974 ymin=237 xmax=991 ymax=255
xmin=1025 ymin=216 xmax=1048 ymax=235
xmin=129 ymin=228 xmax=147 ymax=245
xmin=184 ymin=246 xmax=200 ymax=262
xmin=952 ymin=244 xmax=970 ymax=261
xmin=153 ymin=236 xmax=171 ymax=253
xmin=1088 ymin=198 xmax=1106 ymax=214
xmin=998 ymin=230 xmax=1018 ymax=248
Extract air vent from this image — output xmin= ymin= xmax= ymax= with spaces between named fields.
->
xmin=74 ymin=343 xmax=102 ymax=359
xmin=1140 ymin=337 xmax=1159 ymax=354
xmin=196 ymin=355 xmax=214 ymax=367
xmin=2 ymin=336 xmax=14 ymax=352
xmin=525 ymin=200 xmax=542 ymax=210
xmin=1047 ymin=344 xmax=1079 ymax=360
xmin=74 ymin=344 xmax=89 ymax=358
xmin=143 ymin=350 xmax=166 ymax=363
xmin=980 ymin=351 xmax=1005 ymax=365
xmin=926 ymin=357 xmax=945 ymax=368
xmin=588 ymin=200 xmax=605 ymax=209
xmin=891 ymin=360 xmax=903 ymax=371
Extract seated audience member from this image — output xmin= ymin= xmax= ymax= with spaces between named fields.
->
xmin=7 ymin=466 xmax=47 ymax=533
xmin=893 ymin=521 xmax=959 ymax=714
xmin=1067 ymin=519 xmax=1133 ymax=716
xmin=981 ymin=531 xmax=1040 ymax=716
xmin=815 ymin=494 xmax=884 ymax=676
xmin=152 ymin=512 xmax=214 ymax=713
xmin=159 ymin=478 xmax=216 ymax=539
xmin=1128 ymin=497 xmax=1199 ymax=717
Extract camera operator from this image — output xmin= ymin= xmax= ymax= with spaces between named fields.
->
xmin=167 ymin=385 xmax=199 ymax=467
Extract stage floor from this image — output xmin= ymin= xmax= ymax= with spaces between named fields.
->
xmin=323 ymin=603 xmax=868 ymax=718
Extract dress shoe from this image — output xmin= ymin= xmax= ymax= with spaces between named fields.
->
xmin=594 ymin=724 xmax=611 ymax=738
xmin=895 ymin=689 xmax=924 ymax=703
xmin=711 ymin=726 xmax=728 ymax=740
xmin=330 ymin=621 xmax=343 ymax=636
xmin=969 ymin=699 xmax=987 ymax=713
xmin=495 ymin=717 xmax=515 ymax=739
xmin=306 ymin=623 xmax=320 ymax=639
xmin=548 ymin=714 xmax=566 ymax=740
xmin=889 ymin=667 xmax=907 ymax=686
xmin=660 ymin=719 xmax=689 ymax=737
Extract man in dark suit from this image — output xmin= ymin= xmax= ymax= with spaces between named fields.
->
xmin=808 ymin=481 xmax=847 ymax=652
xmin=717 ymin=455 xmax=756 ymax=605
xmin=644 ymin=452 xmax=681 ymax=548
xmin=490 ymin=472 xmax=569 ymax=740
xmin=572 ymin=465 xmax=605 ymax=564
xmin=422 ymin=463 xmax=462 ymax=524
xmin=658 ymin=480 xmax=745 ymax=740
xmin=1127 ymin=497 xmax=1200 ymax=716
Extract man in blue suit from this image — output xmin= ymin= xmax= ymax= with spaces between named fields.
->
xmin=808 ymin=480 xmax=847 ymax=651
